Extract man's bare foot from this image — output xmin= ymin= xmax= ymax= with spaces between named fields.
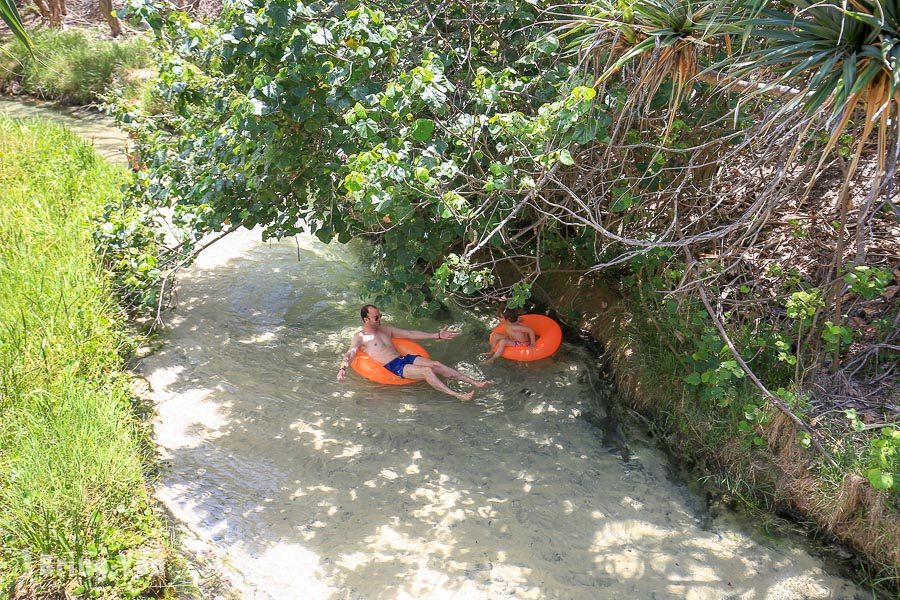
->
xmin=473 ymin=380 xmax=493 ymax=389
xmin=481 ymin=356 xmax=497 ymax=365
xmin=457 ymin=390 xmax=475 ymax=401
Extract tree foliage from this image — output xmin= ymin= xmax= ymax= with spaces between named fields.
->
xmin=123 ymin=0 xmax=594 ymax=311
xmin=126 ymin=0 xmax=897 ymax=305
xmin=122 ymin=0 xmax=897 ymax=379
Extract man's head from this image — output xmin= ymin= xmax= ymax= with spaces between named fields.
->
xmin=360 ymin=304 xmax=382 ymax=327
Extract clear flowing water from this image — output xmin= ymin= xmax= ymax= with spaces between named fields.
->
xmin=0 ymin=97 xmax=127 ymax=164
xmin=138 ymin=229 xmax=864 ymax=599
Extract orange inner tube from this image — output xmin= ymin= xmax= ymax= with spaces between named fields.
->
xmin=351 ymin=338 xmax=430 ymax=385
xmin=490 ymin=314 xmax=562 ymax=362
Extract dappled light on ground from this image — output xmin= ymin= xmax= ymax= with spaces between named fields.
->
xmin=139 ymin=230 xmax=862 ymax=599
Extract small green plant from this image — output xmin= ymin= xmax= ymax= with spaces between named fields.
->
xmin=93 ymin=199 xmax=163 ymax=316
xmin=683 ymin=327 xmax=745 ymax=405
xmin=773 ymin=333 xmax=796 ymax=366
xmin=777 ymin=387 xmax=811 ymax=413
xmin=864 ymin=427 xmax=899 ymax=491
xmin=785 ymin=289 xmax=823 ymax=321
xmin=787 ymin=218 xmax=808 ymax=239
xmin=845 ymin=408 xmax=867 ymax=432
xmin=738 ymin=401 xmax=769 ymax=448
xmin=782 ymin=288 xmax=824 ymax=383
xmin=843 ymin=265 xmax=892 ymax=300
xmin=822 ymin=321 xmax=852 ymax=354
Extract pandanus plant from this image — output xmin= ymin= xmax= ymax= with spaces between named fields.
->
xmin=555 ymin=0 xmax=898 ymax=329
xmin=744 ymin=0 xmax=900 ymax=328
xmin=552 ymin=0 xmax=748 ymax=133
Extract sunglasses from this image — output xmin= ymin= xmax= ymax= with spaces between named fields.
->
xmin=368 ymin=314 xmax=382 ymax=321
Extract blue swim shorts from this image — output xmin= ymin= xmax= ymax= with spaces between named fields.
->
xmin=384 ymin=354 xmax=420 ymax=378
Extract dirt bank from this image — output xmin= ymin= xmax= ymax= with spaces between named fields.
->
xmin=524 ymin=270 xmax=899 ymax=590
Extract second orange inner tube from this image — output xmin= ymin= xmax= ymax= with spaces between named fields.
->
xmin=490 ymin=314 xmax=562 ymax=362
xmin=351 ymin=338 xmax=430 ymax=385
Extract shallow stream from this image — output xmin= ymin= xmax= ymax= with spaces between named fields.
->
xmin=0 ymin=97 xmax=127 ymax=164
xmin=137 ymin=229 xmax=864 ymax=599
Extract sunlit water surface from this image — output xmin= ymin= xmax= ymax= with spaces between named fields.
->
xmin=138 ymin=229 xmax=863 ymax=599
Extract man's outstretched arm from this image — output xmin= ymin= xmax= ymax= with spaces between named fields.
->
xmin=385 ymin=324 xmax=458 ymax=341
xmin=337 ymin=334 xmax=362 ymax=381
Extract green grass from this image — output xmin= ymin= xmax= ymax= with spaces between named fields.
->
xmin=0 ymin=116 xmax=168 ymax=597
xmin=0 ymin=28 xmax=155 ymax=106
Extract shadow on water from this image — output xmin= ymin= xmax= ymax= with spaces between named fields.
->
xmin=138 ymin=231 xmax=864 ymax=599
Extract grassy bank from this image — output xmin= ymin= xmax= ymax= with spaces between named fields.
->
xmin=0 ymin=28 xmax=155 ymax=107
xmin=0 ymin=116 xmax=169 ymax=597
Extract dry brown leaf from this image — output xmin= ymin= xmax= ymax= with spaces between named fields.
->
xmin=848 ymin=316 xmax=867 ymax=329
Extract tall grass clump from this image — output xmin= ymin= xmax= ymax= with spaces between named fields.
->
xmin=0 ymin=28 xmax=154 ymax=106
xmin=0 ymin=116 xmax=168 ymax=597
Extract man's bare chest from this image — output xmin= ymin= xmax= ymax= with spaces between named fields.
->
xmin=360 ymin=331 xmax=393 ymax=352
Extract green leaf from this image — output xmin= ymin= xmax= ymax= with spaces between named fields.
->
xmin=1 ymin=0 xmax=32 ymax=53
xmin=609 ymin=190 xmax=633 ymax=212
xmin=558 ymin=149 xmax=575 ymax=166
xmin=534 ymin=34 xmax=559 ymax=55
xmin=374 ymin=194 xmax=393 ymax=212
xmin=865 ymin=468 xmax=894 ymax=491
xmin=684 ymin=372 xmax=702 ymax=385
xmin=311 ymin=26 xmax=333 ymax=45
xmin=353 ymin=119 xmax=378 ymax=139
xmin=411 ymin=118 xmax=435 ymax=142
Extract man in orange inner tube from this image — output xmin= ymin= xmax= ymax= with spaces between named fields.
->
xmin=337 ymin=304 xmax=491 ymax=401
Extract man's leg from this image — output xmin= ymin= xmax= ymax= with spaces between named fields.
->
xmin=402 ymin=364 xmax=474 ymax=401
xmin=413 ymin=357 xmax=491 ymax=388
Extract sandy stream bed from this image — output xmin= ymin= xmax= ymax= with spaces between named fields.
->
xmin=136 ymin=228 xmax=863 ymax=600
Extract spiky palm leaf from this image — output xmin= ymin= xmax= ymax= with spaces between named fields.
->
xmin=1 ymin=0 xmax=33 ymax=53
xmin=551 ymin=0 xmax=748 ymax=133
xmin=743 ymin=0 xmax=899 ymax=175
